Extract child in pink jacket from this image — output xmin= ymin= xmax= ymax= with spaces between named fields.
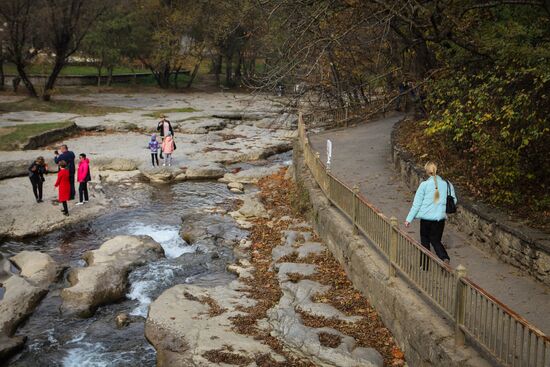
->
xmin=161 ymin=132 xmax=175 ymax=166
xmin=76 ymin=153 xmax=91 ymax=205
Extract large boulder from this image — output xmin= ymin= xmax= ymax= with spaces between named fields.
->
xmin=0 ymin=276 xmax=47 ymax=335
xmin=185 ymin=162 xmax=226 ymax=180
xmin=145 ymin=284 xmax=284 ymax=367
xmin=61 ymin=235 xmax=164 ymax=317
xmin=0 ymin=334 xmax=26 ymax=362
xmin=10 ymin=251 xmax=60 ymax=287
xmin=139 ymin=165 xmax=185 ymax=183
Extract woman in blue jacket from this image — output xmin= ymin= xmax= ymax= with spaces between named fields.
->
xmin=404 ymin=162 xmax=457 ymax=264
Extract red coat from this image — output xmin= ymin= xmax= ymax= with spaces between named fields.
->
xmin=55 ymin=168 xmax=71 ymax=202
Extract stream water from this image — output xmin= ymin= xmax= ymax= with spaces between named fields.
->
xmin=1 ymin=178 xmax=247 ymax=367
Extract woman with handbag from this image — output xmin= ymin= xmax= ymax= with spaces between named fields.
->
xmin=28 ymin=156 xmax=47 ymax=203
xmin=404 ymin=161 xmax=457 ymax=265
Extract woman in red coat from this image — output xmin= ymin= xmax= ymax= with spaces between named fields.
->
xmin=55 ymin=160 xmax=71 ymax=216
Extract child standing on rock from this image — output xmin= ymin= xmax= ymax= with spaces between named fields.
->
xmin=149 ymin=134 xmax=160 ymax=167
xmin=76 ymin=153 xmax=91 ymax=205
xmin=161 ymin=131 xmax=175 ymax=166
xmin=55 ymin=160 xmax=71 ymax=216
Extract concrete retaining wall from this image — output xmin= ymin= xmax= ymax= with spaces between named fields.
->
xmin=292 ymin=140 xmax=493 ymax=367
xmin=390 ymin=120 xmax=550 ymax=287
xmin=4 ymin=72 xmax=157 ymax=87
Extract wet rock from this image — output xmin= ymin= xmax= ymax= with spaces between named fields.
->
xmin=61 ymin=235 xmax=164 ymax=317
xmin=180 ymin=211 xmax=245 ymax=250
xmin=145 ymin=284 xmax=284 ymax=367
xmin=0 ymin=275 xmax=47 ymax=335
xmin=227 ymin=182 xmax=244 ymax=192
xmin=219 ymin=164 xmax=284 ymax=184
xmin=184 ymin=162 xmax=226 ymax=180
xmin=115 ymin=313 xmax=130 ymax=328
xmin=139 ymin=165 xmax=184 ymax=183
xmin=230 ymin=193 xmax=269 ymax=220
xmin=0 ymin=334 xmax=26 ymax=362
xmin=10 ymin=251 xmax=60 ymax=288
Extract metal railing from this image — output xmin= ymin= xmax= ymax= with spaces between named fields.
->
xmin=298 ymin=111 xmax=550 ymax=367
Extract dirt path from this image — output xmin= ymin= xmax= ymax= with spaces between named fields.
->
xmin=309 ymin=115 xmax=550 ymax=335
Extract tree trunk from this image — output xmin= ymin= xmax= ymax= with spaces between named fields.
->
xmin=96 ymin=64 xmax=103 ymax=88
xmin=16 ymin=63 xmax=38 ymax=98
xmin=174 ymin=67 xmax=181 ymax=89
xmin=186 ymin=59 xmax=202 ymax=88
xmin=225 ymin=53 xmax=233 ymax=86
xmin=235 ymin=52 xmax=242 ymax=83
xmin=107 ymin=66 xmax=113 ymax=86
xmin=42 ymin=59 xmax=65 ymax=101
xmin=214 ymin=54 xmax=222 ymax=85
xmin=0 ymin=58 xmax=4 ymax=91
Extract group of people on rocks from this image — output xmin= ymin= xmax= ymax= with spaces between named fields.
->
xmin=150 ymin=114 xmax=175 ymax=167
xmin=28 ymin=115 xmax=176 ymax=215
xmin=28 ymin=144 xmax=91 ymax=216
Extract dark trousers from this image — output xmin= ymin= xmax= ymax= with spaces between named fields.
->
xmin=30 ymin=177 xmax=43 ymax=200
xmin=69 ymin=173 xmax=75 ymax=200
xmin=151 ymin=153 xmax=159 ymax=166
xmin=420 ymin=219 xmax=450 ymax=267
xmin=79 ymin=182 xmax=89 ymax=202
xmin=62 ymin=201 xmax=68 ymax=214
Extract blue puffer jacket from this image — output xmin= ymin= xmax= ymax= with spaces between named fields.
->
xmin=406 ymin=175 xmax=457 ymax=223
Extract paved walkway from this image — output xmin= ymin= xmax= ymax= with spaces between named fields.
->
xmin=309 ymin=114 xmax=550 ymax=335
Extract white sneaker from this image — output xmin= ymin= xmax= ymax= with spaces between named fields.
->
xmin=83 ymin=200 xmax=88 ymax=203
xmin=75 ymin=202 xmax=84 ymax=206
xmin=163 ymin=163 xmax=166 ymax=166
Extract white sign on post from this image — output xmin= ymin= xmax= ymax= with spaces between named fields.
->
xmin=327 ymin=139 xmax=332 ymax=168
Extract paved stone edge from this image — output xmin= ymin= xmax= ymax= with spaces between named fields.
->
xmin=293 ymin=139 xmax=493 ymax=367
xmin=390 ymin=119 xmax=550 ymax=286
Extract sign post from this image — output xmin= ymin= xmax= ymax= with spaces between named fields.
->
xmin=327 ymin=139 xmax=332 ymax=168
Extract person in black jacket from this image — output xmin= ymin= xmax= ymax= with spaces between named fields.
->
xmin=28 ymin=156 xmax=47 ymax=202
xmin=54 ymin=144 xmax=76 ymax=200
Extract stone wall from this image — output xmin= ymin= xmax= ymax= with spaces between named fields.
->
xmin=292 ymin=141 xmax=493 ymax=367
xmin=3 ymin=72 xmax=161 ymax=87
xmin=390 ymin=120 xmax=550 ymax=287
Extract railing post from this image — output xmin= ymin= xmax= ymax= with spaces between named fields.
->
xmin=389 ymin=217 xmax=398 ymax=277
xmin=352 ymin=185 xmax=359 ymax=234
xmin=454 ymin=264 xmax=467 ymax=346
xmin=326 ymin=167 xmax=332 ymax=200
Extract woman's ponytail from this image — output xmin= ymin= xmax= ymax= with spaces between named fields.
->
xmin=424 ymin=161 xmax=439 ymax=203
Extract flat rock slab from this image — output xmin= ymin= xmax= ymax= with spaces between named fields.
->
xmin=220 ymin=164 xmax=284 ymax=184
xmin=185 ymin=162 xmax=226 ymax=180
xmin=0 ymin=111 xmax=78 ymax=127
xmin=0 ymin=176 xmax=107 ymax=238
xmin=146 ymin=284 xmax=284 ymax=367
xmin=61 ymin=235 xmax=163 ymax=317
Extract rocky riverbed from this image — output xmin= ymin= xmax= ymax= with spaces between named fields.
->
xmin=0 ymin=91 xmax=402 ymax=366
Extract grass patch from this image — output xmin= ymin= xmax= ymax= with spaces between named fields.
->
xmin=0 ymin=98 xmax=128 ymax=116
xmin=0 ymin=121 xmax=73 ymax=150
xmin=144 ymin=107 xmax=201 ymax=118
